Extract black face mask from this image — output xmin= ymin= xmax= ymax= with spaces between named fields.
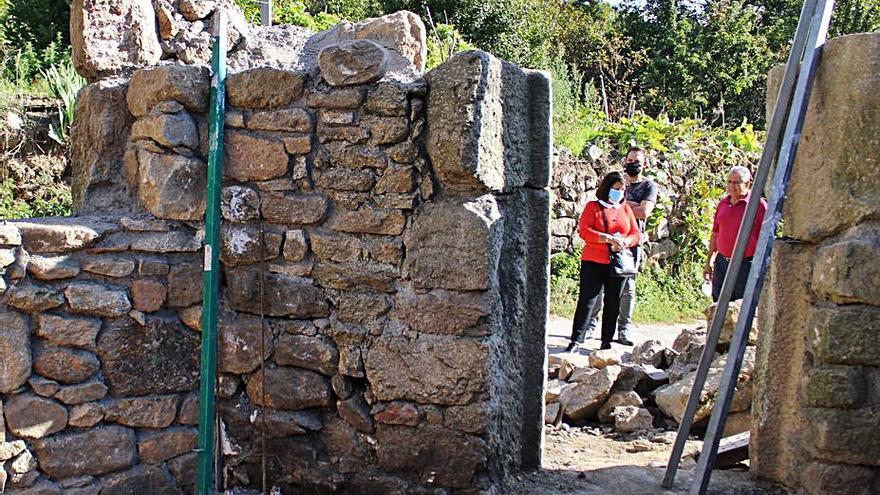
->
xmin=624 ymin=162 xmax=642 ymax=177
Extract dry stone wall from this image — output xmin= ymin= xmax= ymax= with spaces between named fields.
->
xmin=751 ymin=32 xmax=880 ymax=495
xmin=0 ymin=7 xmax=551 ymax=494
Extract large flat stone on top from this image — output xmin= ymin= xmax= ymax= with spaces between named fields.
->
xmin=71 ymin=0 xmax=162 ymax=80
xmin=97 ymin=317 xmax=199 ymax=396
xmin=318 ymin=40 xmax=388 ymax=87
xmin=425 ymin=50 xmax=551 ymax=193
xmin=227 ymin=68 xmax=306 ymax=109
xmin=0 ymin=312 xmax=31 ymax=393
xmin=365 ymin=337 xmax=488 ymax=405
xmin=12 ymin=217 xmax=117 ymax=253
xmin=127 ymin=65 xmax=209 ymax=117
xmin=404 ymin=196 xmax=500 ymax=290
xmin=34 ymin=426 xmax=136 ymax=478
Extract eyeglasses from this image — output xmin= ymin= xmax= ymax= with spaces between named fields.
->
xmin=727 ymin=180 xmax=745 ymax=185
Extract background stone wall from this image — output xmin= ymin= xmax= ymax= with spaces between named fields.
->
xmin=0 ymin=7 xmax=551 ymax=494
xmin=751 ymin=32 xmax=880 ymax=495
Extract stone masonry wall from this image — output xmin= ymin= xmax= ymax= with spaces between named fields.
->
xmin=751 ymin=32 xmax=880 ymax=495
xmin=0 ymin=7 xmax=551 ymax=494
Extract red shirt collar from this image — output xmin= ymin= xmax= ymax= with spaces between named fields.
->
xmin=724 ymin=191 xmax=751 ymax=206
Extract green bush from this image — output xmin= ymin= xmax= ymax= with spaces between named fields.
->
xmin=42 ymin=57 xmax=87 ymax=145
xmin=234 ymin=0 xmax=342 ymax=30
xmin=425 ymin=22 xmax=475 ymax=70
xmin=0 ymin=178 xmax=72 ymax=219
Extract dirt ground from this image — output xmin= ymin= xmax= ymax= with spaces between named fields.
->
xmin=507 ymin=317 xmax=791 ymax=495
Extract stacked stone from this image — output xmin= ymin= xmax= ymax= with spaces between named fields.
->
xmin=1 ymin=29 xmax=551 ymax=495
xmin=545 ymin=304 xmax=758 ymax=438
xmin=71 ymin=0 xmax=249 ymax=80
xmin=0 ymin=217 xmax=202 ymax=494
xmin=752 ymin=33 xmax=880 ymax=495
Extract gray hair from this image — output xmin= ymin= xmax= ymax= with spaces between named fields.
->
xmin=729 ymin=166 xmax=752 ymax=183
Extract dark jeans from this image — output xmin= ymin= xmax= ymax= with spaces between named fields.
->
xmin=711 ymin=255 xmax=752 ymax=302
xmin=570 ymin=261 xmax=626 ymax=345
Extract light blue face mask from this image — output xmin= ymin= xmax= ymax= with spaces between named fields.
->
xmin=608 ymin=188 xmax=624 ymax=203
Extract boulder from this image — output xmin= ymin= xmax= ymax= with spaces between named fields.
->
xmin=131 ymin=279 xmax=167 ymax=312
xmin=54 ymin=380 xmax=109 ymax=405
xmin=33 ymin=345 xmax=100 ymax=384
xmin=282 ymin=229 xmax=309 ymax=262
xmin=34 ymin=426 xmax=136 ymax=478
xmin=135 ymin=149 xmax=207 ymax=221
xmin=545 ymin=402 xmax=561 ymax=425
xmin=392 ymin=287 xmax=491 ymax=336
xmin=247 ymin=107 xmax=313 ymax=133
xmin=274 ymin=334 xmax=339 ymax=375
xmin=179 ymin=0 xmax=215 ymax=20
xmin=99 ymin=464 xmax=181 ymax=495
xmin=329 ymin=207 xmax=406 ymax=236
xmin=560 ymin=367 xmax=617 ymax=421
xmin=613 ymin=406 xmax=654 ymax=432
xmin=588 ymin=348 xmax=626 ymax=369
xmin=68 ymin=402 xmax=104 ymax=427
xmin=219 ymin=224 xmax=282 ymax=266
xmin=0 ymin=312 xmax=31 ymax=393
xmin=314 ymin=168 xmax=376 ymax=192
xmin=27 ymin=255 xmax=81 ymax=280
xmin=226 ymin=267 xmax=330 ymax=318
xmin=654 ymin=346 xmax=756 ymax=424
xmin=71 ymin=0 xmax=162 ymax=80
xmin=226 ymin=68 xmax=306 ymax=110
xmin=5 ymin=283 xmax=64 ymax=312
xmin=132 ymin=231 xmax=201 ymax=253
xmin=138 ymin=428 xmax=199 ymax=464
xmin=376 ymin=424 xmax=485 ymax=489
xmin=127 ymin=65 xmax=209 ymax=117
xmin=312 ymin=261 xmax=397 ymax=293
xmin=705 ymin=300 xmax=758 ymax=347
xmin=221 ymin=185 xmax=261 ymax=223
xmin=425 ymin=50 xmax=551 ymax=193
xmin=338 ymin=394 xmax=374 ymax=433
xmin=544 ymin=379 xmax=571 ymax=403
xmin=13 ymin=217 xmax=117 ymax=253
xmin=167 ymin=262 xmax=203 ymax=307
xmin=65 ymin=281 xmax=131 ymax=317
xmin=404 ymin=196 xmax=500 ymax=290
xmin=81 ymin=256 xmax=136 ymax=278
xmin=0 ymin=224 xmax=22 ymax=246
xmin=104 ymin=396 xmax=178 ymax=428
xmin=97 ymin=317 xmax=199 ymax=396
xmin=4 ymin=395 xmax=68 ymax=439
xmin=631 ymin=339 xmax=666 ymax=368
xmin=373 ymin=402 xmax=420 ymax=426
xmin=597 ymin=391 xmax=643 ymax=423
xmin=672 ymin=327 xmax=706 ymax=353
xmin=353 ymin=11 xmax=427 ymax=71
xmin=310 ymin=231 xmax=363 ymax=262
xmin=366 ymin=337 xmax=488 ymax=405
xmin=218 ymin=311 xmax=273 ymax=374
xmin=28 ymin=376 xmax=60 ymax=397
xmin=246 ymin=366 xmax=333 ymax=410
xmin=131 ymin=111 xmax=199 ymax=149
xmin=318 ymin=40 xmax=388 ymax=87
xmin=261 ymin=192 xmax=330 ymax=225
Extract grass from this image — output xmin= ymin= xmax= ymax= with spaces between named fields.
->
xmin=549 ymin=252 xmax=709 ymax=323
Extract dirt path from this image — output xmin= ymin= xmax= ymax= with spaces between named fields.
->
xmin=512 ymin=316 xmax=789 ymax=495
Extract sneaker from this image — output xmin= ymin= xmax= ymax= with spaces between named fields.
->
xmin=564 ymin=342 xmax=580 ymax=353
xmin=617 ymin=338 xmax=634 ymax=346
xmin=599 ymin=342 xmax=612 ymax=350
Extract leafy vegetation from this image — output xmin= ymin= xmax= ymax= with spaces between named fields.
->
xmin=42 ymin=58 xmax=87 ymax=145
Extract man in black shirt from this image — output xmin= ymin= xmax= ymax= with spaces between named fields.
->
xmin=584 ymin=146 xmax=657 ymax=346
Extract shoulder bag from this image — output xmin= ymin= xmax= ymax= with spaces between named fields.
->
xmin=598 ymin=204 xmax=637 ymax=277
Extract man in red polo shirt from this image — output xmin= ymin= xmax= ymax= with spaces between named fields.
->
xmin=704 ymin=166 xmax=767 ymax=302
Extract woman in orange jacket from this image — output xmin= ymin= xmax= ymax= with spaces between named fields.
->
xmin=566 ymin=171 xmax=641 ymax=351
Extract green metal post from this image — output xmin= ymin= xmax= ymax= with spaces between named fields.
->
xmin=196 ymin=10 xmax=227 ymax=495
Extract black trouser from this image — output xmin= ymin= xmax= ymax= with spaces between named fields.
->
xmin=570 ymin=261 xmax=626 ymax=345
xmin=711 ymin=255 xmax=752 ymax=302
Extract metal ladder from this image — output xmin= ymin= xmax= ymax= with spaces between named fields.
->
xmin=662 ymin=0 xmax=836 ymax=492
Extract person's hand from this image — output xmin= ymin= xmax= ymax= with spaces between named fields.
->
xmin=610 ymin=243 xmax=622 ymax=252
xmin=613 ymin=237 xmax=628 ymax=252
xmin=703 ymin=263 xmax=714 ymax=282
